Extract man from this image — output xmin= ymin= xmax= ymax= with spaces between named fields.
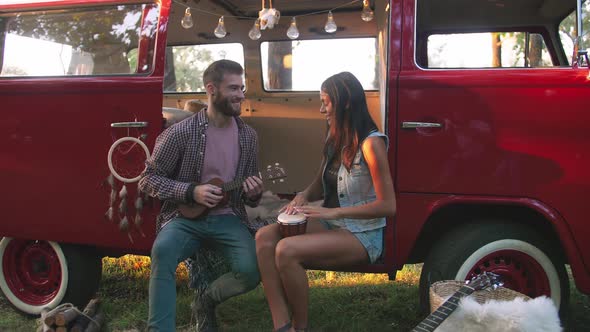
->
xmin=139 ymin=59 xmax=263 ymax=332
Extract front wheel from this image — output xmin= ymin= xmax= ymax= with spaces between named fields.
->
xmin=419 ymin=221 xmax=569 ymax=318
xmin=0 ymin=238 xmax=102 ymax=315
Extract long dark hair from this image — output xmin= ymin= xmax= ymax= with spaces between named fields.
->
xmin=322 ymin=72 xmax=378 ymax=170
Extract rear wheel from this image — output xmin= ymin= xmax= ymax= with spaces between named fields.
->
xmin=0 ymin=238 xmax=102 ymax=315
xmin=419 ymin=221 xmax=569 ymax=318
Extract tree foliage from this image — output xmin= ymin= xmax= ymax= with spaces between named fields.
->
xmin=164 ymin=46 xmax=214 ymax=92
xmin=508 ymin=2 xmax=590 ymax=66
xmin=0 ymin=3 xmax=157 ymax=75
xmin=559 ymin=2 xmax=590 ymax=62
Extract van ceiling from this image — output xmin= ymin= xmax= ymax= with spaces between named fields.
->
xmin=169 ymin=0 xmax=378 ymax=43
xmin=179 ymin=0 xmax=366 ymax=17
xmin=417 ymin=0 xmax=576 ymax=31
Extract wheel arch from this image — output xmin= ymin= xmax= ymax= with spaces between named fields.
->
xmin=407 ymin=198 xmax=572 ymax=268
xmin=416 ymin=214 xmax=571 ymax=321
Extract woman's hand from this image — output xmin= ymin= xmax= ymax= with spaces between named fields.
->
xmin=280 ymin=192 xmax=308 ymax=215
xmin=295 ymin=205 xmax=340 ymax=220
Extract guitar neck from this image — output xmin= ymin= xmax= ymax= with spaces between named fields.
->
xmin=411 ymin=284 xmax=475 ymax=332
xmin=221 ymin=172 xmax=262 ymax=193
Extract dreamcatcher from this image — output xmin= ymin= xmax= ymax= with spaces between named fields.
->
xmin=259 ymin=0 xmax=280 ymax=30
xmin=105 ymin=130 xmax=151 ymax=243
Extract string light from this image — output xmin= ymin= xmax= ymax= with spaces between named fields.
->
xmin=249 ymin=19 xmax=262 ymax=40
xmin=286 ymin=17 xmax=300 ymax=39
xmin=361 ymin=0 xmax=374 ymax=22
xmin=214 ymin=16 xmax=227 ymax=38
xmin=324 ymin=11 xmax=337 ymax=33
xmin=174 ymin=0 xmax=366 ymax=40
xmin=181 ymin=8 xmax=194 ymax=29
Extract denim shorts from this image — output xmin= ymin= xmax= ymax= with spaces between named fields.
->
xmin=320 ymin=220 xmax=384 ymax=263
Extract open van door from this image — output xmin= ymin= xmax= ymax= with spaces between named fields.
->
xmin=0 ymin=0 xmax=170 ymax=314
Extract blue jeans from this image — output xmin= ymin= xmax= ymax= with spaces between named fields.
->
xmin=148 ymin=214 xmax=260 ymax=331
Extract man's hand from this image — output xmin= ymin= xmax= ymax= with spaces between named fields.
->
xmin=243 ymin=176 xmax=263 ymax=201
xmin=192 ymin=184 xmax=223 ymax=208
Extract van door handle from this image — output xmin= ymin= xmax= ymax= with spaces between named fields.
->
xmin=111 ymin=122 xmax=149 ymax=128
xmin=401 ymin=122 xmax=442 ymax=129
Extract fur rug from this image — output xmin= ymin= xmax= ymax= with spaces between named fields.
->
xmin=435 ymin=296 xmax=561 ymax=332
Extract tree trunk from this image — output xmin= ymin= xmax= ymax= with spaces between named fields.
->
xmin=529 ymin=34 xmax=543 ymax=67
xmin=491 ymin=33 xmax=502 ymax=67
xmin=163 ymin=47 xmax=177 ymax=91
xmin=267 ymin=42 xmax=293 ymax=90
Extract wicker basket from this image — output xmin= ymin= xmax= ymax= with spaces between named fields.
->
xmin=429 ymin=280 xmax=531 ymax=313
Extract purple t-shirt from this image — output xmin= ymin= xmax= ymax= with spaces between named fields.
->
xmin=201 ymin=118 xmax=239 ymax=215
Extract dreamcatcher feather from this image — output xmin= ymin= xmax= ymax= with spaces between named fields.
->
xmin=105 ymin=136 xmax=150 ymax=242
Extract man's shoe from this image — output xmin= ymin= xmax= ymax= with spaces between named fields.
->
xmin=192 ymin=291 xmax=218 ymax=332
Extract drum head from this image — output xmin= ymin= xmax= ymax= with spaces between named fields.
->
xmin=277 ymin=212 xmax=306 ymax=224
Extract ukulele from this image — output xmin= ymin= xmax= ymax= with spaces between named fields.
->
xmin=178 ymin=163 xmax=287 ymax=220
xmin=411 ymin=272 xmax=503 ymax=332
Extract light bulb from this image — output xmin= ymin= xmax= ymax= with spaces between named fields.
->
xmin=324 ymin=11 xmax=337 ymax=33
xmin=286 ymin=17 xmax=299 ymax=39
xmin=181 ymin=8 xmax=194 ymax=29
xmin=248 ymin=19 xmax=262 ymax=40
xmin=214 ymin=16 xmax=227 ymax=38
xmin=361 ymin=0 xmax=374 ymax=22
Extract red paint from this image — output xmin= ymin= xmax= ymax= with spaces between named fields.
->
xmin=1 ymin=0 xmax=589 ymax=304
xmin=391 ymin=0 xmax=590 ymax=295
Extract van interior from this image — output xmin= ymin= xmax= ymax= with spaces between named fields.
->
xmin=161 ymin=0 xmax=391 ymax=195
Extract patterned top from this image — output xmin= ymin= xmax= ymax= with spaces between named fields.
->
xmin=139 ymin=110 xmax=260 ymax=232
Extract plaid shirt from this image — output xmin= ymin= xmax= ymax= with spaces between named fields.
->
xmin=139 ymin=110 xmax=260 ymax=232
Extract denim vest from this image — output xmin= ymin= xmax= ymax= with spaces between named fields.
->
xmin=322 ymin=131 xmax=389 ymax=232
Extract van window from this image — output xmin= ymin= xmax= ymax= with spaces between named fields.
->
xmin=0 ymin=4 xmax=158 ymax=77
xmin=163 ymin=43 xmax=245 ymax=93
xmin=424 ymin=32 xmax=553 ymax=68
xmin=260 ymin=38 xmax=378 ymax=91
xmin=559 ymin=2 xmax=590 ymax=66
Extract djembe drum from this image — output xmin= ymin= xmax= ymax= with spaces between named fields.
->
xmin=277 ymin=212 xmax=307 ymax=237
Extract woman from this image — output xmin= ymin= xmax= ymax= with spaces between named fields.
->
xmin=255 ymin=72 xmax=396 ymax=332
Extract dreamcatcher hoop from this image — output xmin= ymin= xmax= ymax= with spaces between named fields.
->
xmin=107 ymin=136 xmax=150 ymax=183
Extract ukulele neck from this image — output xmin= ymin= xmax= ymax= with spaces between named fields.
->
xmin=411 ymin=284 xmax=475 ymax=332
xmin=220 ymin=171 xmax=262 ymax=193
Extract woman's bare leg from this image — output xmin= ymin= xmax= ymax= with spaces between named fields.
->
xmin=275 ymin=221 xmax=369 ymax=330
xmin=255 ymin=223 xmax=292 ymax=330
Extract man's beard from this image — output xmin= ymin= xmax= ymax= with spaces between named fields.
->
xmin=212 ymin=93 xmax=241 ymax=116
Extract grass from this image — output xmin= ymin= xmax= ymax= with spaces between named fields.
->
xmin=0 ymin=256 xmax=588 ymax=331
